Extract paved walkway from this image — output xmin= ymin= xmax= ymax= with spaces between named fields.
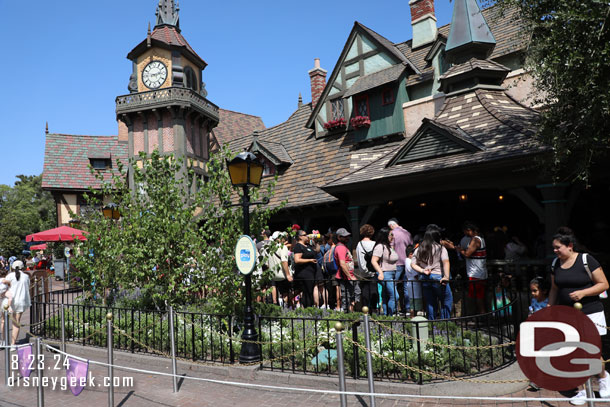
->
xmin=0 ymin=284 xmax=598 ymax=406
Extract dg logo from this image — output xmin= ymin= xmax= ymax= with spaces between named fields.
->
xmin=516 ymin=305 xmax=602 ymax=390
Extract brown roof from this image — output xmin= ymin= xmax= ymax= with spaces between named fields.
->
xmin=231 ymin=105 xmax=356 ymax=210
xmin=324 ymin=87 xmax=544 ymax=190
xmin=213 ymin=109 xmax=265 ymax=146
xmin=398 ymin=6 xmax=526 ymax=86
xmin=127 ymin=26 xmax=207 ymax=68
xmin=343 ymin=63 xmax=408 ymax=98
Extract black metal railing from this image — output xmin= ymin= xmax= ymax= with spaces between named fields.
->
xmin=32 ymin=276 xmax=525 ymax=383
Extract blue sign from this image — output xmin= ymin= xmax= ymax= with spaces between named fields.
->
xmin=240 ymin=249 xmax=251 ymax=262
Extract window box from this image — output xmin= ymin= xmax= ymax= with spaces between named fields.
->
xmin=350 ymin=115 xmax=371 ymax=129
xmin=323 ymin=118 xmax=347 ymax=131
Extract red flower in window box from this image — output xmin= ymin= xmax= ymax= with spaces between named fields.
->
xmin=323 ymin=118 xmax=347 ymax=131
xmin=350 ymin=116 xmax=371 ymax=128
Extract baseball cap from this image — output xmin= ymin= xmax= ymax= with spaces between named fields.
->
xmin=271 ymin=231 xmax=286 ymax=241
xmin=11 ymin=260 xmax=24 ymax=270
xmin=335 ymin=228 xmax=351 ymax=237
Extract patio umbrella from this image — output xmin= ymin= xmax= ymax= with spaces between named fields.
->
xmin=26 ymin=226 xmax=88 ymax=242
xmin=29 ymin=243 xmax=48 ymax=251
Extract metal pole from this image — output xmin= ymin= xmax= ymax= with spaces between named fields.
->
xmin=34 ymin=278 xmax=39 ymax=328
xmin=335 ymin=322 xmax=347 ymax=407
xmin=168 ymin=306 xmax=178 ymax=392
xmin=239 ymin=185 xmax=260 ymax=363
xmin=36 ymin=337 xmax=44 ymax=407
xmin=4 ymin=307 xmax=10 ymax=386
xmin=575 ymin=302 xmax=595 ymax=407
xmin=362 ymin=307 xmax=376 ymax=407
xmin=106 ymin=313 xmax=114 ymax=407
xmin=60 ymin=305 xmax=66 ymax=354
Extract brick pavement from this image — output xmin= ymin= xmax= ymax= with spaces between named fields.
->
xmin=0 ymin=282 xmax=596 ymax=406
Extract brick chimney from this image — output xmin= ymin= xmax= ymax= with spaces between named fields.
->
xmin=308 ymin=58 xmax=327 ymax=109
xmin=410 ymin=0 xmax=437 ymax=49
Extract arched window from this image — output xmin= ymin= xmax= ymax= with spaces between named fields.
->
xmin=184 ymin=66 xmax=198 ymax=91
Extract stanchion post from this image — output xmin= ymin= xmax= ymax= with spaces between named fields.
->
xmin=168 ymin=306 xmax=178 ymax=392
xmin=335 ymin=322 xmax=347 ymax=407
xmin=4 ymin=306 xmax=10 ymax=386
xmin=60 ymin=304 xmax=66 ymax=354
xmin=362 ymin=307 xmax=376 ymax=407
xmin=575 ymin=302 xmax=595 ymax=407
xmin=107 ymin=313 xmax=114 ymax=407
xmin=36 ymin=337 xmax=44 ymax=407
xmin=34 ymin=278 xmax=39 ymax=328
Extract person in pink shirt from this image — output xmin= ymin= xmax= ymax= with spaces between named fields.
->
xmin=334 ymin=228 xmax=359 ymax=311
xmin=388 ymin=218 xmax=413 ymax=315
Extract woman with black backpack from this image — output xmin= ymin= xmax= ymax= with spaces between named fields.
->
xmin=355 ymin=224 xmax=379 ymax=311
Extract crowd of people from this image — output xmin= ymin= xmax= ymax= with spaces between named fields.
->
xmin=257 ymin=219 xmax=499 ymax=320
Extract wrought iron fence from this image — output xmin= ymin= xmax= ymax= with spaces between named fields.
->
xmin=31 ymin=275 xmax=525 ymax=383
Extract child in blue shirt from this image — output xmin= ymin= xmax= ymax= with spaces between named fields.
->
xmin=529 ymin=277 xmax=549 ymax=315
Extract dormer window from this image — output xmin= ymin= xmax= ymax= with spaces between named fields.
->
xmin=330 ymin=98 xmax=345 ymax=121
xmin=355 ymin=94 xmax=369 ymax=117
xmin=382 ymin=88 xmax=395 ymax=105
xmin=90 ymin=158 xmax=111 ymax=170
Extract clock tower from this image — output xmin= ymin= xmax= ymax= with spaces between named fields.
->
xmin=115 ymin=0 xmax=218 ymax=181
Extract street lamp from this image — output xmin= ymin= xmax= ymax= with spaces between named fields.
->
xmin=102 ymin=203 xmax=121 ymax=220
xmin=226 ymin=152 xmax=264 ymax=364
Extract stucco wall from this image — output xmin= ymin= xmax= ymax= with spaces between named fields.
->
xmin=402 ymin=93 xmax=446 ymax=137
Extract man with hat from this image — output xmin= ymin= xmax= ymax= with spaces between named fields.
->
xmin=334 ymin=228 xmax=360 ymax=311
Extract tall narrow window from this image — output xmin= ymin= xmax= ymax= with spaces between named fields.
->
xmin=330 ymin=98 xmax=345 ymax=121
xmin=355 ymin=95 xmax=369 ymax=117
xmin=184 ymin=66 xmax=198 ymax=91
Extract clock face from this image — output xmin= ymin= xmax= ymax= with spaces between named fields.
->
xmin=142 ymin=61 xmax=168 ymax=89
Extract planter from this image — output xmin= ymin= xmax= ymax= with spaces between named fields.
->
xmin=323 ymin=118 xmax=347 ymax=131
xmin=350 ymin=116 xmax=371 ymax=129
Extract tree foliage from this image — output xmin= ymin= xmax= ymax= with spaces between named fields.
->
xmin=0 ymin=175 xmax=57 ymax=257
xmin=71 ymin=148 xmax=280 ymax=313
xmin=487 ymin=0 xmax=610 ymax=182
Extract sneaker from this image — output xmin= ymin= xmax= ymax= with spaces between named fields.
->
xmin=599 ymin=372 xmax=610 ymax=398
xmin=570 ymin=389 xmax=588 ymax=406
xmin=528 ymin=381 xmax=539 ymax=391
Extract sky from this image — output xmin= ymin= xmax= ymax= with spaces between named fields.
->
xmin=0 ymin=0 xmax=455 ymax=187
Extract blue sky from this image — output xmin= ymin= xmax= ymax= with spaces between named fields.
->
xmin=0 ymin=0 xmax=455 ymax=186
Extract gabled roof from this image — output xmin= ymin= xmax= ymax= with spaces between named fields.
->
xmin=250 ymin=138 xmax=293 ymax=166
xmin=343 ymin=63 xmax=408 ymax=98
xmin=387 ymin=118 xmax=484 ymax=166
xmin=323 ymin=87 xmax=544 ymax=191
xmin=42 ymin=134 xmax=128 ymax=191
xmin=127 ymin=25 xmax=206 ymax=68
xmin=212 ymin=109 xmax=265 ymax=146
xmin=305 ymin=22 xmax=419 ymax=129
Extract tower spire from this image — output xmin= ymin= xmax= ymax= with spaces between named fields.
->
xmin=155 ymin=0 xmax=180 ymax=30
xmin=445 ymin=0 xmax=496 ymax=64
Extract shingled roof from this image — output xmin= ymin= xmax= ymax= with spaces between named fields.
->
xmin=398 ymin=5 xmax=526 ymax=86
xmin=343 ymin=63 xmax=408 ymax=98
xmin=127 ymin=25 xmax=207 ymax=67
xmin=323 ymin=86 xmax=544 ymax=190
xmin=42 ymin=135 xmax=128 ymax=191
xmin=231 ymin=104 xmax=356 ymax=210
xmin=213 ymin=109 xmax=265 ymax=146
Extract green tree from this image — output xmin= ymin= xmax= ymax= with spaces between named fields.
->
xmin=486 ymin=0 xmax=610 ymax=183
xmin=71 ymin=147 xmax=280 ymax=312
xmin=0 ymin=175 xmax=56 ymax=257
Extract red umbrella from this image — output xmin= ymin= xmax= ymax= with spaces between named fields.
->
xmin=26 ymin=226 xmax=88 ymax=242
xmin=29 ymin=243 xmax=48 ymax=251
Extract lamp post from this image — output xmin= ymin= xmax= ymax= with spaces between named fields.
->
xmin=226 ymin=152 xmax=264 ymax=364
xmin=101 ymin=202 xmax=120 ymax=303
